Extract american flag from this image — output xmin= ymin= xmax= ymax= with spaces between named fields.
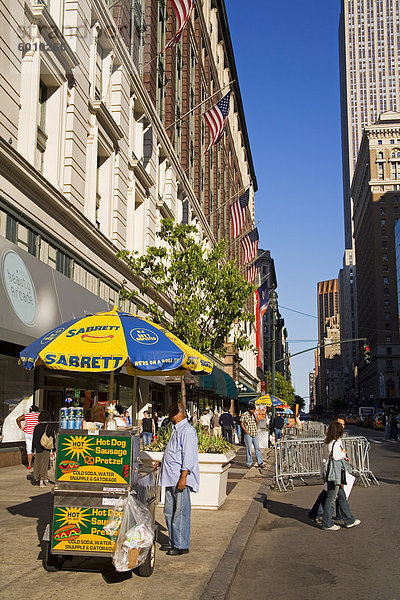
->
xmin=203 ymin=91 xmax=231 ymax=155
xmin=241 ymin=228 xmax=259 ymax=263
xmin=246 ymin=265 xmax=258 ymax=283
xmin=162 ymin=0 xmax=195 ymax=52
xmin=246 ymin=256 xmax=262 ymax=283
xmin=230 ymin=189 xmax=249 ymax=238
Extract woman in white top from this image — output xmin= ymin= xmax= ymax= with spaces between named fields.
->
xmin=321 ymin=421 xmax=361 ymax=531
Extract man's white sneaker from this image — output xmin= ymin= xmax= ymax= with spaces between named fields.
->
xmin=322 ymin=524 xmax=340 ymax=531
xmin=346 ymin=519 xmax=361 ymax=528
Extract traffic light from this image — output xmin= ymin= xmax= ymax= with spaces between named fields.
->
xmin=363 ymin=343 xmax=371 ymax=364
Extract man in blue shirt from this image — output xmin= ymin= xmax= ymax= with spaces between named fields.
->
xmin=159 ymin=402 xmax=199 ymax=555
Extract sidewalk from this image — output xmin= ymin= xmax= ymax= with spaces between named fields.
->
xmin=0 ymin=445 xmax=274 ymax=600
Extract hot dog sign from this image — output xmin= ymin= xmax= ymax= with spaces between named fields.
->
xmin=56 ymin=434 xmax=132 ymax=484
xmin=52 ymin=506 xmax=123 ymax=553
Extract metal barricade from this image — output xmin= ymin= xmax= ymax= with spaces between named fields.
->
xmin=298 ymin=421 xmax=326 ymax=438
xmin=273 ymin=436 xmax=379 ymax=491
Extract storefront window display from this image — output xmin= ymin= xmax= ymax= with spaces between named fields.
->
xmin=0 ymin=349 xmax=34 ymax=428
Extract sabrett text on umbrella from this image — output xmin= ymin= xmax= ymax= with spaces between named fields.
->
xmin=44 ymin=354 xmax=123 ymax=369
xmin=65 ymin=325 xmax=120 ymax=337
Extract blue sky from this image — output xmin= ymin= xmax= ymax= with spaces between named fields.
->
xmin=226 ymin=1 xmax=345 ymax=402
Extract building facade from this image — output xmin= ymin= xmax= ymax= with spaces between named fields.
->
xmin=316 ymin=279 xmax=341 ymax=407
xmin=352 ymin=111 xmax=400 ymax=406
xmin=339 ymin=0 xmax=400 ymax=249
xmin=338 ymin=248 xmax=358 ymax=406
xmin=0 ymin=0 xmax=258 ymax=426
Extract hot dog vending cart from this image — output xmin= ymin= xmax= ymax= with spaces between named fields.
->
xmin=43 ymin=426 xmax=158 ymax=576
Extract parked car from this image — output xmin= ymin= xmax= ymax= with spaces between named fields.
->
xmin=363 ymin=414 xmax=374 ymax=428
xmin=345 ymin=414 xmax=360 ymax=425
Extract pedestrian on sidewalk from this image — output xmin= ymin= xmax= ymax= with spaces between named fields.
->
xmin=233 ymin=413 xmax=242 ymax=444
xmin=140 ymin=410 xmax=155 ymax=447
xmin=272 ymin=413 xmax=284 ymax=443
xmin=241 ymin=403 xmax=263 ymax=468
xmin=389 ymin=411 xmax=398 ymax=441
xmin=211 ymin=410 xmax=222 ymax=437
xmin=158 ymin=402 xmax=199 ymax=555
xmin=200 ymin=409 xmax=211 ymax=434
xmin=16 ymin=404 xmax=40 ymax=470
xmin=321 ymin=421 xmax=360 ymax=531
xmin=219 ymin=408 xmax=234 ymax=443
xmin=32 ymin=411 xmax=56 ymax=487
xmin=383 ymin=412 xmax=390 ymax=439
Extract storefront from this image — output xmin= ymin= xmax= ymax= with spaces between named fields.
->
xmin=0 ymin=236 xmax=111 ymax=430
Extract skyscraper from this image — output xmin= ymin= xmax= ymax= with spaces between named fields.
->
xmin=316 ymin=279 xmax=341 ymax=407
xmin=339 ymin=0 xmax=400 ymax=249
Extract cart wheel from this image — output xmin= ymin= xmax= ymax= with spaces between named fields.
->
xmin=43 ymin=542 xmax=64 ymax=572
xmin=134 ymin=541 xmax=155 ymax=577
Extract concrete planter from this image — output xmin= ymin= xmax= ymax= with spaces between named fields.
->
xmin=140 ymin=448 xmax=236 ymax=510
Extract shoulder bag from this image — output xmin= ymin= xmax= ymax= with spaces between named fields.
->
xmin=40 ymin=425 xmax=54 ymax=450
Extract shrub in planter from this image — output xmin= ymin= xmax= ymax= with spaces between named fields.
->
xmin=144 ymin=424 xmax=233 ymax=454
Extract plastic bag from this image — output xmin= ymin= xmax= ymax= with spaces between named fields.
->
xmin=104 ymin=493 xmax=154 ymax=572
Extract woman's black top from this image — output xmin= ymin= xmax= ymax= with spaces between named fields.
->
xmin=32 ymin=422 xmax=57 ymax=454
xmin=142 ymin=417 xmax=153 ymax=433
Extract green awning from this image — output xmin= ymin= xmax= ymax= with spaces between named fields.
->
xmin=197 ymin=366 xmax=238 ymax=399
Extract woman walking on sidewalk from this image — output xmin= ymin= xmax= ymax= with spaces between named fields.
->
xmin=32 ymin=411 xmax=56 ymax=487
xmin=321 ymin=421 xmax=360 ymax=531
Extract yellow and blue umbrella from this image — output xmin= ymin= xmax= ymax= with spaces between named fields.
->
xmin=19 ymin=307 xmax=213 ymax=375
xmin=256 ymin=393 xmax=283 ymax=407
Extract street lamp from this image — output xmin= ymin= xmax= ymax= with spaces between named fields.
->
xmin=269 ymin=286 xmax=278 ymax=421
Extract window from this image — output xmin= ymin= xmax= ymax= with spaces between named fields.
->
xmin=383 ymin=277 xmax=389 ymax=284
xmin=5 ymin=214 xmax=17 ymax=243
xmin=385 ymin=312 xmax=390 ymax=320
xmin=27 ymin=230 xmax=39 ymax=257
xmin=386 ymin=360 xmax=393 ymax=368
xmin=35 ymin=80 xmax=48 ymax=172
xmin=182 ymin=199 xmax=189 ymax=225
xmin=95 ymin=42 xmax=104 ymax=100
xmin=386 ymin=347 xmax=392 ymax=355
xmin=378 ymin=140 xmax=382 ymax=145
xmin=378 ymin=162 xmax=384 ymax=179
xmin=56 ymin=250 xmax=72 ymax=278
xmin=386 ymin=336 xmax=392 ymax=342
xmin=381 ymin=219 xmax=386 ymax=225
xmin=383 ymin=254 xmax=388 ymax=261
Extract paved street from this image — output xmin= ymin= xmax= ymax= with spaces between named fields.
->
xmin=228 ymin=425 xmax=400 ymax=600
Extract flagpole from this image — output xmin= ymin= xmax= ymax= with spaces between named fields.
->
xmin=238 ymin=249 xmax=270 ymax=273
xmin=225 ymin=219 xmax=262 ymax=252
xmin=166 ymin=80 xmax=235 ymax=131
xmin=208 ymin=185 xmax=248 ymax=217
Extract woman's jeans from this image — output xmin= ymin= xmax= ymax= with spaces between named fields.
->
xmin=164 ymin=486 xmax=191 ymax=549
xmin=142 ymin=432 xmax=153 ymax=446
xmin=275 ymin=428 xmax=283 ymax=441
xmin=322 ymin=484 xmax=355 ymax=529
xmin=244 ymin=434 xmax=263 ymax=466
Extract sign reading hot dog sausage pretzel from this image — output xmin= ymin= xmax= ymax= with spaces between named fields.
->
xmin=52 ymin=506 xmax=122 ymax=553
xmin=56 ymin=434 xmax=131 ymax=484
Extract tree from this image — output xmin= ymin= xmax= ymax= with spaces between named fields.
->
xmin=266 ymin=371 xmax=295 ymax=406
xmin=117 ymin=219 xmax=255 ymax=356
